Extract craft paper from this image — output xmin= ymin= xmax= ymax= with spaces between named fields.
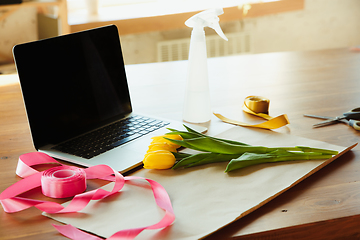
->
xmin=45 ymin=127 xmax=354 ymax=239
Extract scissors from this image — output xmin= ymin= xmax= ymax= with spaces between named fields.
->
xmin=304 ymin=107 xmax=360 ymax=130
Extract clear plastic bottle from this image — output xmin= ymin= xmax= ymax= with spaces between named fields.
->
xmin=183 ymin=8 xmax=228 ymax=123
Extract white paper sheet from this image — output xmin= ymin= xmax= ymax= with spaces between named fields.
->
xmin=45 ymin=127 xmax=354 ymax=239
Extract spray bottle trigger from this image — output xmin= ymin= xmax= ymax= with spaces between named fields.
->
xmin=209 ymin=23 xmax=228 ymax=41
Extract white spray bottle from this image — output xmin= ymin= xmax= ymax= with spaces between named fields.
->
xmin=183 ymin=8 xmax=228 ymax=123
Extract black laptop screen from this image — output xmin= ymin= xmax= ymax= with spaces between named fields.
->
xmin=13 ymin=25 xmax=132 ymax=149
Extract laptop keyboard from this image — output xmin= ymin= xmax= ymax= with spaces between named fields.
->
xmin=52 ymin=115 xmax=169 ymax=159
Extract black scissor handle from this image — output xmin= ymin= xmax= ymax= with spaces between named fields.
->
xmin=344 ymin=108 xmax=360 ymax=120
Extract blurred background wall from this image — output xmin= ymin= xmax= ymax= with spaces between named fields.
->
xmin=119 ymin=0 xmax=360 ymax=64
xmin=0 ymin=0 xmax=359 ymax=69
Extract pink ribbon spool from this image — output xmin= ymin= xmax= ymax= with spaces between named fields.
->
xmin=41 ymin=166 xmax=86 ymax=198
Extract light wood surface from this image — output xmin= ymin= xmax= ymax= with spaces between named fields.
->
xmin=1 ymin=48 xmax=360 ymax=239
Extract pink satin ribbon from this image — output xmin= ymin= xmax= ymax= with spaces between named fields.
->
xmin=0 ymin=152 xmax=175 ymax=239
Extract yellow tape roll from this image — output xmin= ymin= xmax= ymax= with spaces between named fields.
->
xmin=244 ymin=96 xmax=269 ymax=114
xmin=214 ymin=95 xmax=289 ymax=130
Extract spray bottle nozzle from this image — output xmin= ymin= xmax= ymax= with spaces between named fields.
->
xmin=185 ymin=8 xmax=228 ymax=41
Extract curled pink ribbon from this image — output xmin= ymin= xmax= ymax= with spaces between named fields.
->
xmin=0 ymin=152 xmax=175 ymax=239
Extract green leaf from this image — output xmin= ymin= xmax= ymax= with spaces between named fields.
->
xmin=225 ymin=152 xmax=334 ymax=172
xmin=172 ymin=152 xmax=192 ymax=160
xmin=183 ymin=125 xmax=249 ymax=146
xmin=172 ymin=152 xmax=213 ymax=169
xmin=163 ymin=137 xmax=205 ymax=151
xmin=296 ymin=146 xmax=338 ymax=155
xmin=181 ymin=137 xmax=269 ymax=154
xmin=225 ymin=152 xmax=276 ymax=172
xmin=185 ymin=153 xmax=242 ymax=168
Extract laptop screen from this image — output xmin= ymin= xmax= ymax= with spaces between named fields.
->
xmin=13 ymin=25 xmax=132 ymax=149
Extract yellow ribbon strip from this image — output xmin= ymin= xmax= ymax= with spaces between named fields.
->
xmin=214 ymin=96 xmax=290 ymax=130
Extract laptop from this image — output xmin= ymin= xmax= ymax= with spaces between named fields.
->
xmin=13 ymin=25 xmax=206 ymax=173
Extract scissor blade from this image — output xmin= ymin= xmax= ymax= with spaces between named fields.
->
xmin=313 ymin=119 xmax=341 ymax=128
xmin=303 ymin=114 xmax=334 ymax=120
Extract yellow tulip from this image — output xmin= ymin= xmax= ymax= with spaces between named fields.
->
xmin=143 ymin=150 xmax=176 ymax=169
xmin=147 ymin=142 xmax=177 ymax=153
xmin=150 ymin=135 xmax=183 ymax=149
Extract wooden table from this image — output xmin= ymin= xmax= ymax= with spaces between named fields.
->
xmin=1 ymin=48 xmax=360 ymax=239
